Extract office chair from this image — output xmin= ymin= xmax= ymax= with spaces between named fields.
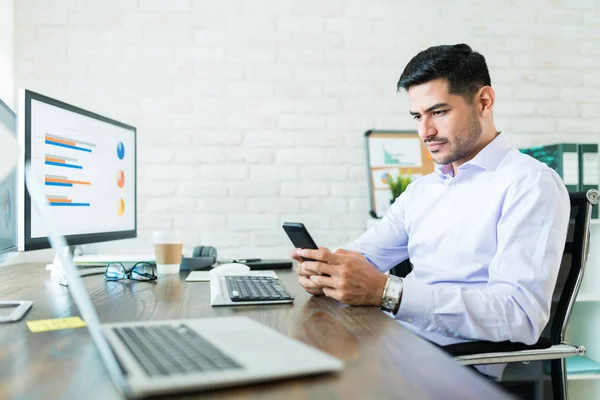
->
xmin=390 ymin=189 xmax=599 ymax=400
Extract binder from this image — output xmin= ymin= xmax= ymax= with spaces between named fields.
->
xmin=520 ymin=143 xmax=580 ymax=193
xmin=579 ymin=143 xmax=599 ymax=219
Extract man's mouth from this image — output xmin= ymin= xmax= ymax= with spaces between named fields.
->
xmin=427 ymin=141 xmax=446 ymax=152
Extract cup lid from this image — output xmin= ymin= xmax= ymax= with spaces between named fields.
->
xmin=153 ymin=231 xmax=181 ymax=244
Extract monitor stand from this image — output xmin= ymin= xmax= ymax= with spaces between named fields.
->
xmin=0 ymin=249 xmax=34 ymax=323
xmin=46 ymin=245 xmax=76 ymax=287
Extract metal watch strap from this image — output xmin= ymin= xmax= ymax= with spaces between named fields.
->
xmin=379 ymin=275 xmax=404 ymax=314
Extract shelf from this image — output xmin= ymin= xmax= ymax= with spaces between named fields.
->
xmin=566 ymin=356 xmax=600 ymax=380
xmin=591 ymin=219 xmax=600 ymax=225
xmin=576 ymin=293 xmax=600 ymax=303
xmin=568 ymin=373 xmax=600 ymax=381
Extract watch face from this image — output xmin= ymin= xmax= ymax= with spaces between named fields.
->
xmin=380 ymin=277 xmax=403 ymax=313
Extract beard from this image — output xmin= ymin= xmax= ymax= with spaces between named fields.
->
xmin=429 ymin=109 xmax=482 ymax=166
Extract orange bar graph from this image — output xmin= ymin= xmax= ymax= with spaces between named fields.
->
xmin=45 ymin=177 xmax=91 ymax=186
xmin=47 ymin=198 xmax=72 ymax=203
xmin=45 ymin=157 xmax=66 ymax=163
xmin=45 ymin=135 xmax=76 ymax=146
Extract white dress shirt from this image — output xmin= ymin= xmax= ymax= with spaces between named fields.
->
xmin=345 ymin=133 xmax=570 ymax=378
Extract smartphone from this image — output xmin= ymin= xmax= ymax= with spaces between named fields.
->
xmin=282 ymin=222 xmax=318 ymax=261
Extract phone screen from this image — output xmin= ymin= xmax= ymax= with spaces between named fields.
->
xmin=282 ymin=222 xmax=318 ymax=261
xmin=282 ymin=222 xmax=317 ymax=249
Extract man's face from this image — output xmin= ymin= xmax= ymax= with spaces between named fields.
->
xmin=408 ymin=78 xmax=482 ymax=166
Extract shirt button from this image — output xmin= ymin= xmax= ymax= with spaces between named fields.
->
xmin=408 ymin=317 xmax=413 ymax=323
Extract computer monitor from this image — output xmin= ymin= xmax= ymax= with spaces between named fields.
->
xmin=18 ymin=89 xmax=137 ymax=252
xmin=0 ymin=97 xmax=18 ymax=263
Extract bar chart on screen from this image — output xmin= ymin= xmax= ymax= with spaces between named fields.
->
xmin=46 ymin=194 xmax=90 ymax=207
xmin=40 ymin=132 xmax=94 ymax=211
xmin=44 ymin=175 xmax=91 ymax=188
xmin=45 ymin=153 xmax=82 ymax=170
xmin=44 ymin=133 xmax=95 ymax=153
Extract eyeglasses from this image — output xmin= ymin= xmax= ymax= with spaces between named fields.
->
xmin=104 ymin=262 xmax=157 ymax=282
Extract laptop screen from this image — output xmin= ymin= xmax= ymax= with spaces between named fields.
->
xmin=0 ymin=98 xmax=18 ymax=258
xmin=24 ymin=161 xmax=130 ymax=396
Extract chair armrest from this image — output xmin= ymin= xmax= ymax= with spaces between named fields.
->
xmin=454 ymin=344 xmax=586 ymax=366
xmin=442 ymin=336 xmax=553 ymax=357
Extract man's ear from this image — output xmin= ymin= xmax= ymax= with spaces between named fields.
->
xmin=477 ymin=86 xmax=495 ymax=117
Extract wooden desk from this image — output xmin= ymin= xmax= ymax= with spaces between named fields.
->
xmin=0 ymin=263 xmax=513 ymax=400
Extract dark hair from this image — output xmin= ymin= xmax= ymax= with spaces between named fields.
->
xmin=397 ymin=44 xmax=491 ymax=102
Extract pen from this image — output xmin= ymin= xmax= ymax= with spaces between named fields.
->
xmin=232 ymin=259 xmax=261 ymax=263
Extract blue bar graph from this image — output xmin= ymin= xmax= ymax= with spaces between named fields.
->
xmin=45 ymin=140 xmax=92 ymax=153
xmin=45 ymin=182 xmax=73 ymax=187
xmin=45 ymin=161 xmax=83 ymax=169
xmin=49 ymin=203 xmax=91 ymax=207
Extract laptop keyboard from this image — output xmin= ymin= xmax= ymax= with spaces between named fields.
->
xmin=225 ymin=276 xmax=293 ymax=302
xmin=113 ymin=324 xmax=242 ymax=377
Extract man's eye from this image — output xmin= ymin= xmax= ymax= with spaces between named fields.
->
xmin=412 ymin=115 xmax=421 ymax=121
xmin=432 ymin=110 xmax=447 ymax=116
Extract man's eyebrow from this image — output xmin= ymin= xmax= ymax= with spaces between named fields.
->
xmin=409 ymin=103 xmax=451 ymax=116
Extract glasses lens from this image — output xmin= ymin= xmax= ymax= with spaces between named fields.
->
xmin=105 ymin=263 xmax=127 ymax=281
xmin=131 ymin=263 xmax=156 ymax=281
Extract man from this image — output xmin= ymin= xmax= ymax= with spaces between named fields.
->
xmin=291 ymin=44 xmax=570 ymax=379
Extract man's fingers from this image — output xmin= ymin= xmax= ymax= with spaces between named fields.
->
xmin=311 ymin=261 xmax=336 ymax=277
xmin=289 ymin=248 xmax=304 ymax=263
xmin=309 ymin=274 xmax=335 ymax=288
xmin=297 ymin=261 xmax=320 ymax=276
xmin=299 ymin=246 xmax=336 ymax=264
xmin=322 ymin=287 xmax=340 ymax=301
xmin=298 ymin=276 xmax=324 ymax=296
xmin=299 ymin=275 xmax=320 ymax=288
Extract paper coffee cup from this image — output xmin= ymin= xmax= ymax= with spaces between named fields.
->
xmin=153 ymin=231 xmax=183 ymax=275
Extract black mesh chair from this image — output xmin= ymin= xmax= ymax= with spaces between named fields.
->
xmin=391 ymin=189 xmax=599 ymax=400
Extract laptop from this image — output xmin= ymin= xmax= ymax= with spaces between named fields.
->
xmin=25 ymin=163 xmax=343 ymax=399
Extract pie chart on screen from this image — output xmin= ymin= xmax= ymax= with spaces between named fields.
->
xmin=117 ymin=142 xmax=125 ymax=160
xmin=117 ymin=170 xmax=125 ymax=188
xmin=118 ymin=198 xmax=125 ymax=216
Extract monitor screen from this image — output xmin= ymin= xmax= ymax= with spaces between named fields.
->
xmin=19 ymin=90 xmax=137 ymax=251
xmin=0 ymin=98 xmax=17 ymax=257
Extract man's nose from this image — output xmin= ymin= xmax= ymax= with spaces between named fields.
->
xmin=418 ymin=117 xmax=437 ymax=141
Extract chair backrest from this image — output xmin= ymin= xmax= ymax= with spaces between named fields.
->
xmin=390 ymin=259 xmax=413 ymax=278
xmin=550 ymin=189 xmax=599 ymax=344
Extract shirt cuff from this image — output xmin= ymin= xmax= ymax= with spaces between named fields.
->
xmin=395 ymin=279 xmax=434 ymax=329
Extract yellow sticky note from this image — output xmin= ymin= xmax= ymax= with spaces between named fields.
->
xmin=26 ymin=317 xmax=86 ymax=333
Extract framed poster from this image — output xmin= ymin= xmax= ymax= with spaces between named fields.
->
xmin=364 ymin=130 xmax=435 ymax=218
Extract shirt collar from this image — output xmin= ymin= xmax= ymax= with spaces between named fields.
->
xmin=435 ymin=133 xmax=511 ymax=178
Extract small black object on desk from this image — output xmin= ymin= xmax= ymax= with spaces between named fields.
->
xmin=180 ymin=256 xmax=215 ymax=271
xmin=228 ymin=259 xmax=293 ymax=270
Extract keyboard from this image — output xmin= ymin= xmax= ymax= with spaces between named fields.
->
xmin=225 ymin=276 xmax=294 ymax=302
xmin=113 ymin=324 xmax=242 ymax=377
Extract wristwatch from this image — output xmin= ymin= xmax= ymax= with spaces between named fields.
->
xmin=379 ymin=275 xmax=404 ymax=314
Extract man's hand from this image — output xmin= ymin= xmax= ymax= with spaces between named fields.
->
xmin=289 ymin=248 xmax=324 ymax=296
xmin=300 ymin=248 xmax=388 ymax=306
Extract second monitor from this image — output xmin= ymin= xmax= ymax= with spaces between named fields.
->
xmin=18 ymin=89 xmax=137 ymax=252
xmin=0 ymin=97 xmax=18 ymax=263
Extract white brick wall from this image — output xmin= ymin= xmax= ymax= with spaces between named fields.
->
xmin=13 ymin=0 xmax=600 ymax=259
